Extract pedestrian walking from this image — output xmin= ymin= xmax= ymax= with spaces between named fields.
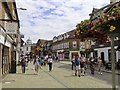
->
xmin=33 ymin=55 xmax=41 ymax=74
xmin=21 ymin=56 xmax=26 ymax=74
xmin=71 ymin=56 xmax=75 ymax=70
xmin=44 ymin=55 xmax=48 ymax=66
xmin=74 ymin=56 xmax=81 ymax=77
xmin=48 ymin=56 xmax=53 ymax=72
xmin=81 ymin=55 xmax=86 ymax=75
xmin=97 ymin=57 xmax=102 ymax=75
xmin=80 ymin=58 xmax=85 ymax=76
xmin=89 ymin=57 xmax=95 ymax=75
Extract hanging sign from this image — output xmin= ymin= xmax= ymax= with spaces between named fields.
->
xmin=6 ymin=22 xmax=18 ymax=34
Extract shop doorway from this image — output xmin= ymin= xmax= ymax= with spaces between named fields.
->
xmin=101 ymin=52 xmax=105 ymax=66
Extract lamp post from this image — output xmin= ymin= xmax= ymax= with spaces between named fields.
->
xmin=106 ymin=19 xmax=120 ymax=90
xmin=111 ymin=36 xmax=116 ymax=90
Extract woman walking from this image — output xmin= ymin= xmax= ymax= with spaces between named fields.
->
xmin=48 ymin=56 xmax=53 ymax=72
xmin=89 ymin=57 xmax=95 ymax=75
xmin=21 ymin=56 xmax=26 ymax=74
xmin=97 ymin=57 xmax=102 ymax=75
xmin=33 ymin=55 xmax=41 ymax=74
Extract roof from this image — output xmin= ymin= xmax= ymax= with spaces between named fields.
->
xmin=89 ymin=1 xmax=120 ymax=16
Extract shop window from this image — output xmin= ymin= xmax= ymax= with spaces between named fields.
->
xmin=64 ymin=52 xmax=69 ymax=59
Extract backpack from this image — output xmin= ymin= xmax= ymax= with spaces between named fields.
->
xmin=21 ymin=59 xmax=26 ymax=65
xmin=80 ymin=60 xmax=84 ymax=65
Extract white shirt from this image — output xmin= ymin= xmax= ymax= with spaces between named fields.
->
xmin=48 ymin=58 xmax=53 ymax=63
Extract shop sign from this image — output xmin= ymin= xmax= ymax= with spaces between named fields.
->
xmin=6 ymin=22 xmax=18 ymax=34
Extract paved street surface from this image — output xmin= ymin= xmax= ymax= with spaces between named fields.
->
xmin=2 ymin=61 xmax=119 ymax=89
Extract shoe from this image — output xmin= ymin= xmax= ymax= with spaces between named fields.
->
xmin=101 ymin=73 xmax=102 ymax=75
xmin=75 ymin=73 xmax=77 ymax=76
xmin=78 ymin=75 xmax=80 ymax=77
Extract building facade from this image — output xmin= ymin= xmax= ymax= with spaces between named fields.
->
xmin=0 ymin=1 xmax=20 ymax=77
xmin=52 ymin=30 xmax=87 ymax=60
xmin=23 ymin=38 xmax=32 ymax=58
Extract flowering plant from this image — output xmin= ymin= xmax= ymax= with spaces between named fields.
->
xmin=75 ymin=6 xmax=120 ymax=44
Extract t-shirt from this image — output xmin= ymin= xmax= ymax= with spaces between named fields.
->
xmin=75 ymin=58 xmax=80 ymax=66
xmin=48 ymin=58 xmax=53 ymax=63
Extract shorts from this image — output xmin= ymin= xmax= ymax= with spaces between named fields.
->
xmin=75 ymin=65 xmax=80 ymax=70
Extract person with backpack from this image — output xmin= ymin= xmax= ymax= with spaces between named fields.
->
xmin=74 ymin=55 xmax=81 ymax=77
xmin=80 ymin=57 xmax=85 ymax=76
xmin=21 ymin=56 xmax=26 ymax=74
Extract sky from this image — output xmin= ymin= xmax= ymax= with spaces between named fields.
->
xmin=16 ymin=0 xmax=110 ymax=43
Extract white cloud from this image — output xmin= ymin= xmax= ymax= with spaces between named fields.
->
xmin=16 ymin=0 xmax=110 ymax=43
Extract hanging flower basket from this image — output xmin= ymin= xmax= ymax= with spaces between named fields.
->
xmin=106 ymin=19 xmax=120 ymax=36
xmin=75 ymin=6 xmax=120 ymax=44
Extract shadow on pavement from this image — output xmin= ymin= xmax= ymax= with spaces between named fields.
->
xmin=25 ymin=74 xmax=38 ymax=75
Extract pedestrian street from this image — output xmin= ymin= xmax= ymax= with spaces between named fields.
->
xmin=2 ymin=61 xmax=114 ymax=89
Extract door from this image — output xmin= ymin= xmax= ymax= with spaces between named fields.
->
xmin=101 ymin=52 xmax=105 ymax=66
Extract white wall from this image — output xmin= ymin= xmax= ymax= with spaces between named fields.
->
xmin=95 ymin=46 xmax=118 ymax=62
xmin=116 ymin=51 xmax=120 ymax=62
xmin=23 ymin=44 xmax=31 ymax=55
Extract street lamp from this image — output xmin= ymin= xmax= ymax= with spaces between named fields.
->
xmin=17 ymin=8 xmax=27 ymax=10
xmin=0 ymin=7 xmax=27 ymax=22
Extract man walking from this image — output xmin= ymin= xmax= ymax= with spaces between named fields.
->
xmin=74 ymin=56 xmax=81 ymax=77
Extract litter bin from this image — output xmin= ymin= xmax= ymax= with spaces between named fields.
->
xmin=10 ymin=60 xmax=16 ymax=73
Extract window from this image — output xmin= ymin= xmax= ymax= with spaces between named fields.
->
xmin=26 ymin=47 xmax=28 ymax=51
xmin=73 ymin=41 xmax=77 ymax=48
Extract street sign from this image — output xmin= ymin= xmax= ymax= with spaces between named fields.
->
xmin=6 ymin=22 xmax=18 ymax=34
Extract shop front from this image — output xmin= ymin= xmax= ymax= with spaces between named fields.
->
xmin=57 ymin=50 xmax=64 ymax=60
xmin=0 ymin=26 xmax=13 ymax=77
xmin=64 ymin=50 xmax=69 ymax=60
xmin=0 ymin=43 xmax=11 ymax=77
